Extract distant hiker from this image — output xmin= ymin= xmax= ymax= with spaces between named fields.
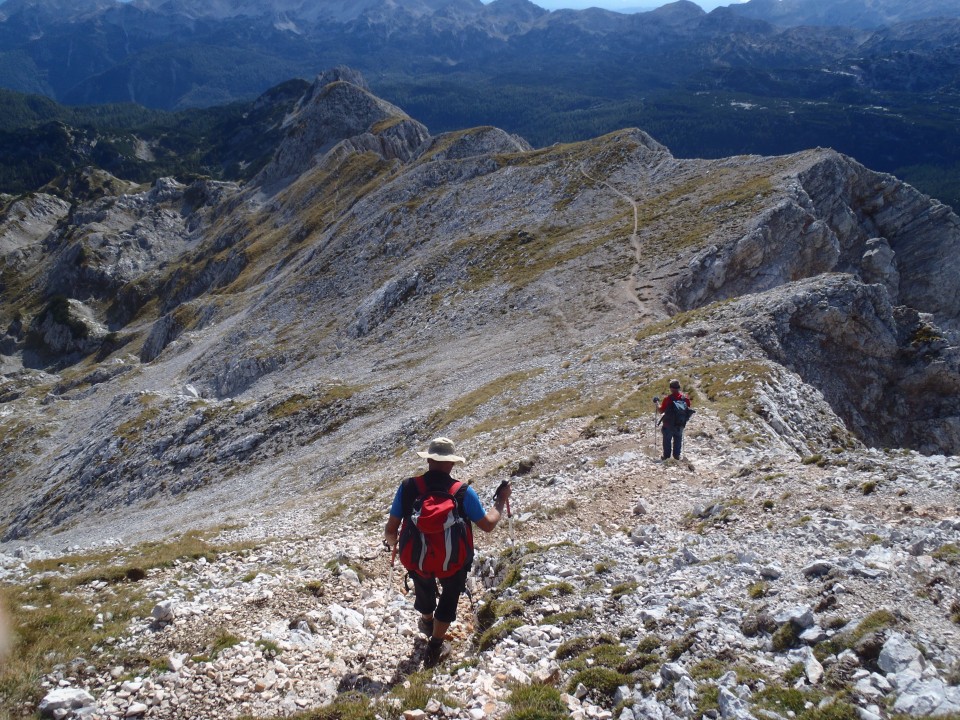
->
xmin=655 ymin=379 xmax=693 ymax=460
xmin=384 ymin=437 xmax=511 ymax=667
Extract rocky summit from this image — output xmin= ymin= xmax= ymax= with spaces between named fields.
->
xmin=0 ymin=69 xmax=958 ymax=720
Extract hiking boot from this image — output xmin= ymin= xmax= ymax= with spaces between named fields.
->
xmin=417 ymin=616 xmax=434 ymax=636
xmin=423 ymin=638 xmax=451 ymax=668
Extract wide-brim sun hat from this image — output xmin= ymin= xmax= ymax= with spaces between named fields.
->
xmin=417 ymin=437 xmax=466 ymax=464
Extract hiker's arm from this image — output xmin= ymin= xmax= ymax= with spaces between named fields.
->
xmin=475 ymin=486 xmax=510 ymax=533
xmin=384 ymin=484 xmax=405 ymax=548
xmin=384 ymin=515 xmax=401 ymax=548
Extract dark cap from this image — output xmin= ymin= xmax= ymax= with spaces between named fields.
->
xmin=669 ymin=379 xmax=681 ymax=389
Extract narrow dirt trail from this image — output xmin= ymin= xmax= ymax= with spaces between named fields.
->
xmin=579 ymin=164 xmax=654 ymax=321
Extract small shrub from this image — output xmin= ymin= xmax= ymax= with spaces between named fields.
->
xmin=256 ymin=639 xmax=281 ymax=657
xmin=690 ymin=658 xmax=728 ymax=680
xmin=849 ymin=609 xmax=896 ymax=643
xmin=747 ymin=581 xmax=769 ymax=599
xmin=783 ymin=662 xmax=805 ymax=683
xmin=860 ymin=481 xmax=877 ymax=495
xmin=695 ymin=684 xmax=720 ymax=716
xmin=772 ymin=622 xmax=800 ymax=652
xmin=636 ymin=634 xmax=662 ymax=654
xmin=493 ymin=599 xmax=526 ymax=618
xmin=802 ymin=700 xmax=860 ymax=720
xmin=477 ymin=618 xmax=524 ymax=651
xmin=520 ymin=581 xmax=575 ymax=603
xmin=666 ymin=633 xmax=695 ymax=660
xmin=933 ymin=543 xmax=960 ymax=566
xmin=566 ymin=667 xmax=633 ymax=703
xmin=618 ymin=652 xmax=660 ymax=674
xmin=210 ymin=630 xmax=243 ymax=658
xmin=825 ymin=615 xmax=850 ymax=631
xmin=754 ymin=685 xmax=813 ymax=715
xmin=565 ymin=643 xmax=629 ymax=672
xmin=499 ymin=565 xmax=523 ymax=590
xmin=801 ymin=454 xmax=823 ymax=465
xmin=611 ymin=581 xmax=638 ymax=599
xmin=556 ymin=634 xmax=616 ymax=660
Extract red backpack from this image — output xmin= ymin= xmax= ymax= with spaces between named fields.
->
xmin=398 ymin=476 xmax=474 ymax=579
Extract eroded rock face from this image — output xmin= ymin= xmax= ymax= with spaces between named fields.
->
xmin=677 ymin=153 xmax=960 ymax=334
xmin=27 ymin=297 xmax=108 ymax=358
xmin=726 ymin=274 xmax=960 ymax=453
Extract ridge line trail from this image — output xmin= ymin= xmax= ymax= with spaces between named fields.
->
xmin=579 ymin=164 xmax=655 ymax=322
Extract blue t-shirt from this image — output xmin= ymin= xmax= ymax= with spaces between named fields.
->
xmin=390 ymin=481 xmax=485 ymax=522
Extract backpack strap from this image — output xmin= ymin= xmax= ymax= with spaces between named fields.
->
xmin=400 ymin=476 xmax=426 ymax=517
xmin=413 ymin=475 xmax=427 ymax=496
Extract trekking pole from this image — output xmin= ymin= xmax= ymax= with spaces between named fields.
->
xmin=494 ymin=480 xmax=513 ymax=545
xmin=359 ymin=541 xmax=397 ymax=664
xmin=388 ymin=542 xmax=397 ymax=595
xmin=652 ymin=396 xmax=660 ymax=453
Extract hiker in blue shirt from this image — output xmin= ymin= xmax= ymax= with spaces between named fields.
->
xmin=384 ymin=437 xmax=510 ymax=667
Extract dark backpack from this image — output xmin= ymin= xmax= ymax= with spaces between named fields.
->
xmin=398 ymin=476 xmax=473 ymax=579
xmin=665 ymin=396 xmax=692 ymax=427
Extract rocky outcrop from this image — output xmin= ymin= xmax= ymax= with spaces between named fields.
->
xmin=677 ymin=152 xmax=960 ymax=334
xmin=0 ymin=193 xmax=70 ymax=266
xmin=796 ymin=154 xmax=960 ymax=329
xmin=724 ymin=274 xmax=960 ymax=454
xmin=256 ymin=77 xmax=429 ymax=187
xmin=26 ymin=297 xmax=108 ymax=360
xmin=416 ymin=126 xmax=533 ymax=163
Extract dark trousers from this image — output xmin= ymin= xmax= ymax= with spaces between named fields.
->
xmin=662 ymin=425 xmax=684 ymax=459
xmin=408 ymin=567 xmax=468 ymax=623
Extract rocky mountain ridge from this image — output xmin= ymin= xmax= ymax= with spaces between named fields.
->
xmin=728 ymin=0 xmax=960 ymax=29
xmin=0 ymin=68 xmax=958 ymax=719
xmin=3 ymin=0 xmax=960 ymax=213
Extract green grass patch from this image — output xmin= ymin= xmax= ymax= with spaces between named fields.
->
xmin=611 ymin=581 xmax=638 ymax=599
xmin=266 ymin=384 xmax=361 ymax=421
xmin=476 ymin=618 xmax=525 ymax=651
xmin=566 ymin=667 xmax=633 ymax=703
xmin=690 ymin=658 xmax=729 ymax=680
xmin=503 ymin=682 xmax=568 ymax=720
xmin=427 ymin=369 xmax=544 ymax=434
xmin=540 ymin=607 xmax=595 ymax=626
xmin=520 ymin=582 xmax=575 ymax=603
xmin=933 ymin=543 xmax=960 ymax=566
xmin=562 ymin=643 xmax=629 ymax=673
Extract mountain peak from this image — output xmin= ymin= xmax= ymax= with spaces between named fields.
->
xmin=256 ymin=69 xmax=428 ymax=186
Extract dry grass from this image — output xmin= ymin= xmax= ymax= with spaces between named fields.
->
xmin=0 ymin=531 xmax=258 ymax=713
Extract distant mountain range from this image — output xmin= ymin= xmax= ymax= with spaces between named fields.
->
xmin=1 ymin=0 xmax=959 ymax=207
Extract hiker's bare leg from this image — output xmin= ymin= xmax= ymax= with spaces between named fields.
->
xmin=432 ymin=619 xmax=451 ymax=640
